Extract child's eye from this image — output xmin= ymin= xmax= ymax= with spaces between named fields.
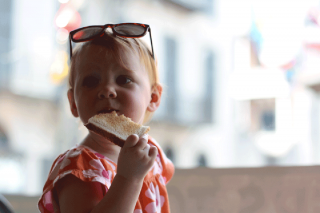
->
xmin=82 ymin=76 xmax=100 ymax=88
xmin=116 ymin=75 xmax=132 ymax=85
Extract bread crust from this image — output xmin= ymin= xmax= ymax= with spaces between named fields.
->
xmin=84 ymin=112 xmax=150 ymax=147
xmin=85 ymin=123 xmax=126 ymax=147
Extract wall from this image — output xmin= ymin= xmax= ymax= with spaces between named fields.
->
xmin=4 ymin=166 xmax=320 ymax=213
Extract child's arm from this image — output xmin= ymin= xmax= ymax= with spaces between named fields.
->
xmin=55 ymin=134 xmax=157 ymax=213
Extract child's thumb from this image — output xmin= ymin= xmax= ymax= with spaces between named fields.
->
xmin=123 ymin=134 xmax=139 ymax=148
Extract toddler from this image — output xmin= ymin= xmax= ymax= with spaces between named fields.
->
xmin=38 ymin=23 xmax=175 ymax=213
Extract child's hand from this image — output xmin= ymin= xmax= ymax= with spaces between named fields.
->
xmin=117 ymin=134 xmax=157 ymax=183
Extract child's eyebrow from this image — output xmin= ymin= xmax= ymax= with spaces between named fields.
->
xmin=120 ymin=66 xmax=135 ymax=74
xmin=82 ymin=62 xmax=101 ymax=70
xmin=77 ymin=63 xmax=101 ymax=77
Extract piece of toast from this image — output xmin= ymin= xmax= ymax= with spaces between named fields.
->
xmin=84 ymin=111 xmax=150 ymax=147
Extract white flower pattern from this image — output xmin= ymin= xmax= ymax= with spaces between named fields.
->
xmin=81 ymin=159 xmax=113 ymax=188
xmin=152 ymin=153 xmax=163 ymax=175
xmin=49 ymin=156 xmax=71 ymax=181
xmin=159 ymin=175 xmax=166 ymax=186
xmin=145 ymin=182 xmax=165 ymax=213
xmin=50 ymin=147 xmax=83 ymax=179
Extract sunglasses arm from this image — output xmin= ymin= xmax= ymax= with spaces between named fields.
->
xmin=148 ymin=28 xmax=155 ymax=59
xmin=69 ymin=35 xmax=73 ymax=59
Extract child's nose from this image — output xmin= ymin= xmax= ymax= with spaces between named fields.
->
xmin=98 ymin=86 xmax=117 ymax=99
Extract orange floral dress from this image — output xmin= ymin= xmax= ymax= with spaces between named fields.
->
xmin=38 ymin=136 xmax=175 ymax=213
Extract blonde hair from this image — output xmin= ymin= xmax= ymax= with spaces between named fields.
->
xmin=68 ymin=32 xmax=160 ymax=124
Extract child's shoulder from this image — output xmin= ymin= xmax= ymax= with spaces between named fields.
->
xmin=49 ymin=145 xmax=114 ymax=171
xmin=38 ymin=144 xmax=117 ymax=212
xmin=49 ymin=144 xmax=117 ymax=186
xmin=43 ymin=145 xmax=115 ymax=193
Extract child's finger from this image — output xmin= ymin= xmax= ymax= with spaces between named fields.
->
xmin=149 ymin=145 xmax=158 ymax=158
xmin=135 ymin=136 xmax=148 ymax=150
xmin=123 ymin=134 xmax=139 ymax=148
xmin=141 ymin=134 xmax=148 ymax=141
xmin=142 ymin=143 xmax=150 ymax=154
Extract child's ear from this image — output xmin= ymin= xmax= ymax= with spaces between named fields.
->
xmin=147 ymin=84 xmax=162 ymax=112
xmin=67 ymin=89 xmax=79 ymax=117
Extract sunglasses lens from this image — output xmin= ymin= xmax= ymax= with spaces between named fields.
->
xmin=114 ymin=24 xmax=146 ymax=36
xmin=73 ymin=27 xmax=103 ymax=41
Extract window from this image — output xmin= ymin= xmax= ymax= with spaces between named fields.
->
xmin=0 ymin=0 xmax=13 ymax=89
xmin=0 ymin=124 xmax=9 ymax=150
xmin=164 ymin=146 xmax=175 ymax=164
xmin=159 ymin=37 xmax=215 ymax=125
xmin=197 ymin=154 xmax=207 ymax=167
xmin=261 ymin=110 xmax=275 ymax=131
xmin=179 ymin=49 xmax=215 ymax=124
xmin=164 ymin=37 xmax=178 ymax=121
xmin=251 ymin=99 xmax=276 ymax=132
xmin=203 ymin=50 xmax=215 ymax=123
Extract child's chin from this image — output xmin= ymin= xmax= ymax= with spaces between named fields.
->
xmin=89 ymin=131 xmax=112 ymax=141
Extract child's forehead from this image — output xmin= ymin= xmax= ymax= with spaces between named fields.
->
xmin=79 ymin=43 xmax=139 ymax=63
xmin=79 ymin=43 xmax=113 ymax=57
xmin=74 ymin=43 xmax=146 ymax=76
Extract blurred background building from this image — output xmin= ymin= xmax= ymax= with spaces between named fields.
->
xmin=1 ymin=0 xmax=320 ymax=198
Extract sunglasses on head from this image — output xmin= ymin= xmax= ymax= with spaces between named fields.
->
xmin=69 ymin=23 xmax=154 ymax=60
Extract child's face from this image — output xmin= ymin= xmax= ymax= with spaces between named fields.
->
xmin=69 ymin=44 xmax=154 ymax=125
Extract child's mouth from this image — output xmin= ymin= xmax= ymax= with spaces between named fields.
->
xmin=98 ymin=109 xmax=119 ymax=114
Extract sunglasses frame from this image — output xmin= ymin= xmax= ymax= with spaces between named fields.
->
xmin=69 ymin=23 xmax=154 ymax=60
